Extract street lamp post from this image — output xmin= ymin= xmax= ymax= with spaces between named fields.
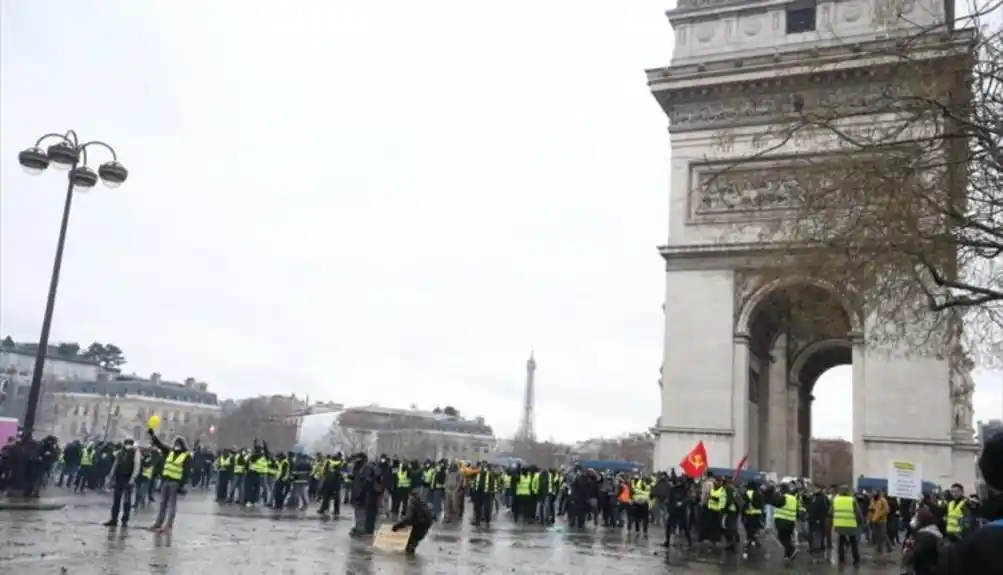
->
xmin=17 ymin=130 xmax=128 ymax=441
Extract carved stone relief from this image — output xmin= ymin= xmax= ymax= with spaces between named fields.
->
xmin=694 ymin=21 xmax=717 ymax=43
xmin=694 ymin=168 xmax=799 ymax=213
xmin=733 ymin=270 xmax=761 ymax=328
xmin=668 ymin=81 xmax=907 ymax=132
xmin=740 ymin=13 xmax=764 ymax=37
xmin=950 ymin=361 xmax=975 ymax=434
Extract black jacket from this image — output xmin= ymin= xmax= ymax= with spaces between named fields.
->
xmin=939 ymin=493 xmax=1003 ymax=575
xmin=393 ymin=496 xmax=432 ymax=530
xmin=902 ymin=524 xmax=942 ymax=575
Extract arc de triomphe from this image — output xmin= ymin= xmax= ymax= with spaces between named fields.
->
xmin=647 ymin=0 xmax=979 ymax=488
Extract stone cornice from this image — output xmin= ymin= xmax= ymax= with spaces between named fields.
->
xmin=658 ymin=240 xmax=796 ymax=262
xmin=669 ymin=0 xmax=790 ymax=16
xmin=861 ymin=435 xmax=954 ymax=447
xmin=652 ymin=424 xmax=735 ymax=436
xmin=645 ymin=29 xmax=972 ymax=89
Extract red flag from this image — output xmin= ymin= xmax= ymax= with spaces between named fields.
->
xmin=679 ymin=441 xmax=709 ymax=479
xmin=732 ymin=454 xmax=749 ymax=483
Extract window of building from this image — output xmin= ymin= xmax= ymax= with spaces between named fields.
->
xmin=133 ymin=426 xmax=142 ymax=441
xmin=197 ymin=415 xmax=204 ymax=426
xmin=136 ymin=407 xmax=145 ymax=421
xmin=184 ymin=412 xmax=191 ymax=423
xmin=73 ymin=404 xmax=79 ymax=416
xmin=785 ymin=1 xmax=816 ymax=34
xmin=82 ymin=404 xmax=89 ymax=416
xmin=173 ymin=410 xmax=180 ymax=422
xmin=113 ymin=405 xmax=120 ymax=416
xmin=70 ymin=422 xmax=78 ymax=435
xmin=80 ymin=424 xmax=88 ymax=436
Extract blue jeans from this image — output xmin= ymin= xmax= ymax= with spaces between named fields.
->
xmin=134 ymin=478 xmax=151 ymax=508
xmin=431 ymin=489 xmax=444 ymax=519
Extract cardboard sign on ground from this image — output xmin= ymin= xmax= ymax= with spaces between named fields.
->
xmin=373 ymin=525 xmax=411 ymax=551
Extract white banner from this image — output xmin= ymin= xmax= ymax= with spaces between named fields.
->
xmin=887 ymin=460 xmax=922 ymax=500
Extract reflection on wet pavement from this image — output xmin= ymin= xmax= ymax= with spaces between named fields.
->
xmin=1 ymin=493 xmax=903 ymax=574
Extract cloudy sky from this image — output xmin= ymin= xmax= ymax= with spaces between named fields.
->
xmin=1 ymin=2 xmax=1000 ymax=445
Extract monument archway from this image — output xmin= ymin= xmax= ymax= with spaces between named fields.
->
xmin=739 ymin=279 xmax=856 ymax=478
xmin=646 ymin=0 xmax=980 ymax=488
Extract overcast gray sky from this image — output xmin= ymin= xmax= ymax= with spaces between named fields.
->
xmin=1 ymin=2 xmax=1000 ymax=444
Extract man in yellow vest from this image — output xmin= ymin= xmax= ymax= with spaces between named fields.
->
xmin=767 ymin=483 xmax=803 ymax=562
xmin=392 ymin=461 xmax=416 ymax=519
xmin=742 ymin=481 xmax=764 ymax=556
xmin=828 ymin=485 xmax=862 ymax=566
xmin=513 ymin=466 xmax=534 ymax=524
xmin=944 ymin=482 xmax=969 ymax=542
xmin=146 ymin=429 xmax=192 ymax=534
xmin=703 ymin=475 xmax=727 ymax=543
xmin=630 ymin=476 xmax=651 ymax=536
xmin=214 ymin=449 xmax=233 ymax=503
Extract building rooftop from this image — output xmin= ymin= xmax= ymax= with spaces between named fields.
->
xmin=339 ymin=404 xmax=493 ymax=435
xmin=0 ymin=343 xmax=106 ymax=367
xmin=49 ymin=374 xmax=219 ymax=406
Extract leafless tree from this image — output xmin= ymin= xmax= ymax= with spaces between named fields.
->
xmin=811 ymin=438 xmax=854 ymax=487
xmin=316 ymin=426 xmax=372 ymax=455
xmin=703 ymin=1 xmax=1003 ymax=362
xmin=511 ymin=439 xmax=571 ymax=468
xmin=217 ymin=397 xmax=299 ymax=451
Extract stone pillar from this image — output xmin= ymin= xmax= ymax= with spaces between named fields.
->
xmin=802 ymin=389 xmax=813 ymax=478
xmin=787 ymin=386 xmax=800 ymax=476
xmin=851 ymin=334 xmax=866 ymax=485
xmin=732 ymin=336 xmax=751 ymax=465
xmin=767 ymin=335 xmax=789 ymax=473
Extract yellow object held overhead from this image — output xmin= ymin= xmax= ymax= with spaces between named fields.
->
xmin=147 ymin=415 xmax=161 ymax=430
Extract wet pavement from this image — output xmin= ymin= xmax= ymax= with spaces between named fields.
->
xmin=1 ymin=492 xmax=904 ymax=574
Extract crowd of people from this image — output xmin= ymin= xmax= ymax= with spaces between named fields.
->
xmin=3 ymin=428 xmax=1001 ymax=570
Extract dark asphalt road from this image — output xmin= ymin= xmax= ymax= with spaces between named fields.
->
xmin=1 ymin=491 xmax=904 ymax=574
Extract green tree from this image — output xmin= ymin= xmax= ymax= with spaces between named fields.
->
xmin=0 ymin=336 xmax=14 ymax=349
xmin=82 ymin=342 xmax=127 ymax=369
xmin=55 ymin=342 xmax=81 ymax=357
xmin=442 ymin=405 xmax=459 ymax=417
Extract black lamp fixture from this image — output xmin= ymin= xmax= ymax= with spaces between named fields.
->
xmin=15 ymin=130 xmax=128 ymax=441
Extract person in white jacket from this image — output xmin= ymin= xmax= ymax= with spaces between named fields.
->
xmin=103 ymin=438 xmax=142 ymax=528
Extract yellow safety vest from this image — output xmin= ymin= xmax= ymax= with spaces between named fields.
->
xmin=632 ymin=480 xmax=650 ymax=503
xmin=832 ymin=495 xmax=857 ymax=529
xmin=946 ymin=500 xmax=965 ymax=534
xmin=516 ymin=474 xmax=532 ymax=496
xmin=530 ymin=473 xmax=541 ymax=494
xmin=745 ymin=489 xmax=761 ymax=515
xmin=251 ymin=456 xmax=269 ymax=474
xmin=163 ymin=452 xmax=188 ymax=481
xmin=81 ymin=447 xmax=94 ymax=467
xmin=774 ymin=493 xmax=798 ymax=522
xmin=141 ymin=465 xmax=154 ymax=479
xmin=707 ymin=486 xmax=725 ymax=512
xmin=234 ymin=457 xmax=246 ymax=474
xmin=423 ymin=468 xmax=435 ymax=486
xmin=396 ymin=469 xmax=411 ymax=489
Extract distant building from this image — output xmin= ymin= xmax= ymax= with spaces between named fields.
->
xmin=0 ymin=343 xmax=113 ymax=422
xmin=46 ymin=373 xmax=220 ymax=443
xmin=336 ymin=405 xmax=495 ymax=460
xmin=571 ymin=433 xmax=654 ymax=469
